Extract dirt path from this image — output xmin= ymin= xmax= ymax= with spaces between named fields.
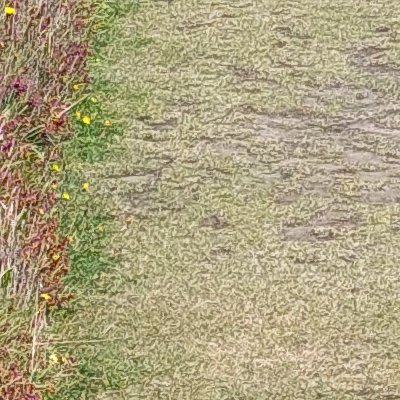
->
xmin=67 ymin=1 xmax=400 ymax=398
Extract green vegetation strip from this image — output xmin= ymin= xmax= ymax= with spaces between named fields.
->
xmin=33 ymin=2 xmax=141 ymax=399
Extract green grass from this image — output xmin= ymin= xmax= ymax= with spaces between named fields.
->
xmin=26 ymin=1 xmax=142 ymax=399
xmin=35 ymin=0 xmax=400 ymax=399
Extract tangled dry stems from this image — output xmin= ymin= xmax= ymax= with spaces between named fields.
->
xmin=0 ymin=0 xmax=97 ymax=398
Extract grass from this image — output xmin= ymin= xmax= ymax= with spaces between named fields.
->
xmin=0 ymin=0 xmax=134 ymax=399
xmin=51 ymin=0 xmax=400 ymax=399
xmin=28 ymin=2 xmax=142 ymax=399
xmin=1 ymin=0 xmax=95 ymax=397
xmin=3 ymin=0 xmax=400 ymax=399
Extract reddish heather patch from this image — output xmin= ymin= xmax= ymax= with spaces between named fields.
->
xmin=0 ymin=0 xmax=97 ymax=398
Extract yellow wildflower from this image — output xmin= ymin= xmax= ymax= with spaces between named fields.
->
xmin=90 ymin=97 xmax=98 ymax=103
xmin=75 ymin=110 xmax=81 ymax=119
xmin=97 ymin=225 xmax=104 ymax=232
xmin=82 ymin=116 xmax=91 ymax=124
xmin=51 ymin=163 xmax=61 ymax=172
xmin=62 ymin=192 xmax=70 ymax=200
xmin=4 ymin=6 xmax=16 ymax=15
xmin=40 ymin=293 xmax=52 ymax=301
xmin=39 ymin=208 xmax=45 ymax=215
xmin=82 ymin=182 xmax=90 ymax=191
xmin=72 ymin=83 xmax=82 ymax=91
xmin=49 ymin=354 xmax=59 ymax=365
xmin=52 ymin=253 xmax=60 ymax=261
xmin=104 ymin=119 xmax=112 ymax=127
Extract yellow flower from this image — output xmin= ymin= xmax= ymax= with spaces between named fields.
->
xmin=52 ymin=253 xmax=60 ymax=261
xmin=40 ymin=293 xmax=52 ymax=301
xmin=75 ymin=110 xmax=81 ymax=119
xmin=51 ymin=183 xmax=58 ymax=190
xmin=72 ymin=83 xmax=82 ymax=91
xmin=51 ymin=163 xmax=61 ymax=172
xmin=90 ymin=97 xmax=98 ymax=103
xmin=62 ymin=192 xmax=70 ymax=200
xmin=82 ymin=116 xmax=91 ymax=124
xmin=49 ymin=354 xmax=59 ymax=365
xmin=82 ymin=182 xmax=90 ymax=191
xmin=97 ymin=225 xmax=104 ymax=232
xmin=104 ymin=119 xmax=112 ymax=127
xmin=39 ymin=208 xmax=45 ymax=215
xmin=4 ymin=6 xmax=16 ymax=15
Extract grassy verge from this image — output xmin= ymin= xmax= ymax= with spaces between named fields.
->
xmin=30 ymin=2 xmax=142 ymax=399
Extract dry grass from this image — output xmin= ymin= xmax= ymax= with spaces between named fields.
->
xmin=45 ymin=0 xmax=400 ymax=399
xmin=0 ymin=0 xmax=102 ymax=398
xmin=0 ymin=0 xmax=92 ymax=306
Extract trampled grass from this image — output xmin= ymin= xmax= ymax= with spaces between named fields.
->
xmin=58 ymin=0 xmax=400 ymax=399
